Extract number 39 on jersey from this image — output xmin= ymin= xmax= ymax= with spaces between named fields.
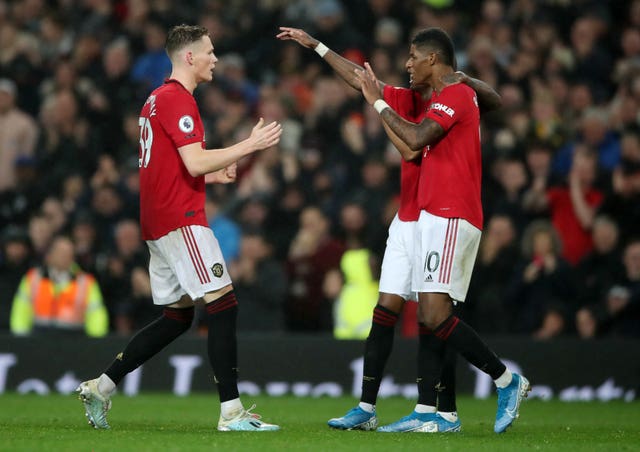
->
xmin=139 ymin=116 xmax=153 ymax=168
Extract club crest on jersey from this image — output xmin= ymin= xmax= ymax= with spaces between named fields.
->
xmin=211 ymin=263 xmax=224 ymax=278
xmin=179 ymin=115 xmax=194 ymax=133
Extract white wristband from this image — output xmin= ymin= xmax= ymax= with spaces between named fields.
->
xmin=373 ymin=99 xmax=390 ymax=114
xmin=314 ymin=42 xmax=329 ymax=58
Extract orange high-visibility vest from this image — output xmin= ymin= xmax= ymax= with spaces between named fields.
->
xmin=26 ymin=268 xmax=92 ymax=328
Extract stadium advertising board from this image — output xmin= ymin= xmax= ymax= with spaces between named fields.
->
xmin=0 ymin=336 xmax=637 ymax=402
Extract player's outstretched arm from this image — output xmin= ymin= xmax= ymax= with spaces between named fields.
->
xmin=277 ymin=26 xmax=384 ymax=95
xmin=356 ymin=63 xmax=443 ymax=150
xmin=179 ymin=118 xmax=282 ymax=177
xmin=441 ymin=71 xmax=502 ymax=113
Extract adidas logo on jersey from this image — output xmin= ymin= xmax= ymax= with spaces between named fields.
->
xmin=425 ymin=274 xmax=433 ymax=282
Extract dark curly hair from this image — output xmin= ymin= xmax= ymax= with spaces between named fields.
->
xmin=412 ymin=27 xmax=455 ymax=68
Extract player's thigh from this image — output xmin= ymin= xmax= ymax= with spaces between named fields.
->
xmin=379 ymin=216 xmax=415 ymax=301
xmin=147 ymin=239 xmax=188 ymax=305
xmin=159 ymin=225 xmax=233 ymax=301
xmin=412 ymin=211 xmax=481 ymax=302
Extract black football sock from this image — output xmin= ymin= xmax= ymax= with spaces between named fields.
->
xmin=436 ymin=344 xmax=458 ymax=413
xmin=417 ymin=323 xmax=444 ymax=408
xmin=361 ymin=304 xmax=399 ymax=405
xmin=206 ymin=291 xmax=240 ymax=403
xmin=433 ymin=315 xmax=506 ymax=380
xmin=105 ymin=306 xmax=194 ymax=385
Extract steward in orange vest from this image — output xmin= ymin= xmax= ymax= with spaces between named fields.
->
xmin=10 ymin=236 xmax=108 ymax=337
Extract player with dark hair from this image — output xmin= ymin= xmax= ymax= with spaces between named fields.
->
xmin=278 ymin=26 xmax=502 ymax=432
xmin=355 ymin=27 xmax=530 ymax=434
xmin=77 ymin=24 xmax=282 ymax=432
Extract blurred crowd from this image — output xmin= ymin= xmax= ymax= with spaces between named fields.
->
xmin=1 ymin=0 xmax=639 ymax=339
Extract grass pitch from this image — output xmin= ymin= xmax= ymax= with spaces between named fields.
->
xmin=0 ymin=393 xmax=638 ymax=451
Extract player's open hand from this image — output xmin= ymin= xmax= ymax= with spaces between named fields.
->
xmin=250 ymin=117 xmax=283 ymax=151
xmin=276 ymin=27 xmax=318 ymax=49
xmin=355 ymin=62 xmax=381 ymax=105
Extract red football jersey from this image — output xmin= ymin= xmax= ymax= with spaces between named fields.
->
xmin=547 ymin=186 xmax=603 ymax=265
xmin=419 ymin=83 xmax=483 ymax=230
xmin=383 ymin=85 xmax=429 ymax=222
xmin=138 ymin=79 xmax=208 ymax=240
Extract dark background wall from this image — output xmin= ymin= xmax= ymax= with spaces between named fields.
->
xmin=1 ymin=335 xmax=637 ymax=402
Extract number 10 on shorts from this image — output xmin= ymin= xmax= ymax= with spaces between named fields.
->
xmin=424 ymin=251 xmax=440 ymax=281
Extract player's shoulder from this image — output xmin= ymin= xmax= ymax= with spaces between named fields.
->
xmin=147 ymin=82 xmax=197 ymax=119
xmin=154 ymin=82 xmax=191 ymax=102
xmin=442 ymin=82 xmax=475 ymax=97
xmin=442 ymin=83 xmax=478 ymax=110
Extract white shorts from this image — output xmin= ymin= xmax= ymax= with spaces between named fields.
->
xmin=412 ymin=210 xmax=481 ymax=302
xmin=147 ymin=225 xmax=232 ymax=305
xmin=379 ymin=215 xmax=416 ymax=301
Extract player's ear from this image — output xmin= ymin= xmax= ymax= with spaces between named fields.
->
xmin=185 ymin=51 xmax=193 ymax=66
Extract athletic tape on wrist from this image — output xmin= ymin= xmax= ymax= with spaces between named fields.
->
xmin=373 ymin=99 xmax=390 ymax=114
xmin=315 ymin=42 xmax=329 ymax=57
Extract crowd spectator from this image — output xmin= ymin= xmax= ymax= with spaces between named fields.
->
xmin=524 ymin=145 xmax=604 ymax=265
xmin=71 ymin=210 xmax=100 ymax=275
xmin=0 ymin=225 xmax=33 ymax=330
xmin=10 ymin=235 xmax=108 ymax=337
xmin=97 ymin=219 xmax=154 ymax=334
xmin=505 ymin=220 xmax=576 ymax=339
xmin=285 ymin=206 xmax=344 ymax=331
xmin=575 ymin=215 xmax=625 ymax=310
xmin=0 ymin=78 xmax=38 ymax=192
xmin=598 ymin=149 xmax=640 ymax=245
xmin=466 ymin=213 xmax=519 ymax=334
xmin=130 ymin=20 xmax=172 ymax=93
xmin=577 ymin=239 xmax=640 ymax=338
xmin=205 ymin=192 xmax=241 ymax=264
xmin=331 ymin=247 xmax=379 ymax=340
xmin=231 ymin=230 xmax=288 ymax=332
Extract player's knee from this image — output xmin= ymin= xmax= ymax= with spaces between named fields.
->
xmin=205 ymin=290 xmax=238 ymax=315
xmin=421 ymin=307 xmax=451 ymax=331
xmin=421 ymin=313 xmax=439 ymax=331
xmin=419 ymin=294 xmax=453 ymax=330
xmin=163 ymin=306 xmax=195 ymax=332
xmin=377 ymin=294 xmax=405 ymax=313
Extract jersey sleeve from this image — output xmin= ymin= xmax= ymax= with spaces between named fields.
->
xmin=424 ymin=84 xmax=474 ymax=132
xmin=383 ymin=85 xmax=417 ymax=120
xmin=156 ymin=92 xmax=204 ymax=148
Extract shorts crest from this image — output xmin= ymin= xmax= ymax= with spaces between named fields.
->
xmin=211 ymin=263 xmax=224 ymax=278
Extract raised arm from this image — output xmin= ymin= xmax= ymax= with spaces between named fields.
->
xmin=179 ymin=118 xmax=281 ymax=177
xmin=277 ymin=26 xmax=384 ymax=96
